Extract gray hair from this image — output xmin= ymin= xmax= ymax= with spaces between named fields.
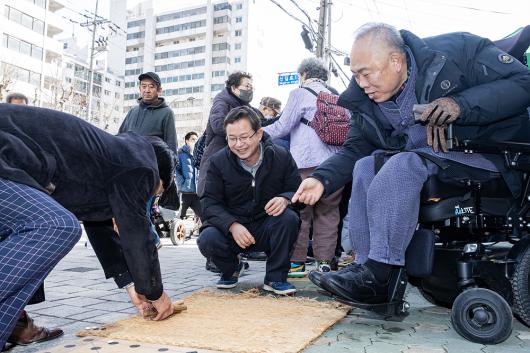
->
xmin=297 ymin=57 xmax=328 ymax=81
xmin=353 ymin=22 xmax=405 ymax=55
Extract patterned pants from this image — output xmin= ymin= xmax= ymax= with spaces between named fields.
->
xmin=349 ymin=152 xmax=436 ymax=265
xmin=0 ymin=178 xmax=81 ymax=347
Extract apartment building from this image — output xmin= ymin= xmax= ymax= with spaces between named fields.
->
xmin=124 ymin=0 xmax=250 ymax=139
xmin=0 ymin=0 xmax=65 ymax=104
xmin=0 ymin=0 xmax=127 ymax=133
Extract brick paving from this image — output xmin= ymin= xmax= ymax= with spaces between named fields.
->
xmin=6 ymin=235 xmax=530 ymax=353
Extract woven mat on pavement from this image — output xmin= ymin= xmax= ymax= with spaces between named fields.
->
xmin=77 ymin=289 xmax=349 ymax=353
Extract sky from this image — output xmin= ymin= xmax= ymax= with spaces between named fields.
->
xmin=62 ymin=0 xmax=530 ymax=99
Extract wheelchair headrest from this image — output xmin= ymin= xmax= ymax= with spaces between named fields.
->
xmin=493 ymin=25 xmax=530 ymax=65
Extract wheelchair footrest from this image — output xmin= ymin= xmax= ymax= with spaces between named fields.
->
xmin=334 ymin=296 xmax=410 ymax=321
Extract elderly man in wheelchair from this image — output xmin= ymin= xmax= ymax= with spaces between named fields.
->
xmin=292 ymin=22 xmax=530 ymax=344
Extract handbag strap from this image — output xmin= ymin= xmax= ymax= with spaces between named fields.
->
xmin=302 ymin=86 xmax=318 ymax=97
xmin=300 ymin=86 xmax=318 ymax=126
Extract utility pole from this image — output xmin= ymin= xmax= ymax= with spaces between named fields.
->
xmin=80 ymin=0 xmax=109 ymax=122
xmin=316 ymin=0 xmax=327 ymax=58
xmin=326 ymin=0 xmax=332 ymax=71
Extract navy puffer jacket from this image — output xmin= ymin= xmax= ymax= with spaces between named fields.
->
xmin=175 ymin=144 xmax=196 ymax=193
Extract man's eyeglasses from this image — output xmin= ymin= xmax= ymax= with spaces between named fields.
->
xmin=226 ymin=130 xmax=257 ymax=145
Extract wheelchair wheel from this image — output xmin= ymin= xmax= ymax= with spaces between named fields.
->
xmin=451 ymin=288 xmax=512 ymax=344
xmin=511 ymin=243 xmax=530 ymax=327
xmin=170 ymin=220 xmax=186 ymax=246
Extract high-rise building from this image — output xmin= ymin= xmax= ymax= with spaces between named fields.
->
xmin=0 ymin=0 xmax=127 ymax=133
xmin=0 ymin=0 xmax=65 ymax=104
xmin=124 ymin=0 xmax=250 ymax=140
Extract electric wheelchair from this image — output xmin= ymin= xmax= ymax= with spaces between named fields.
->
xmin=331 ymin=27 xmax=530 ymax=345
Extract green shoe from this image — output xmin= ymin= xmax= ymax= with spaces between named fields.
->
xmin=288 ymin=262 xmax=307 ymax=278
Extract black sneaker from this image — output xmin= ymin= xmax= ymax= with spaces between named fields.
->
xmin=243 ymin=251 xmax=267 ymax=261
xmin=205 ymin=258 xmax=221 ymax=273
xmin=320 ymin=264 xmax=390 ymax=304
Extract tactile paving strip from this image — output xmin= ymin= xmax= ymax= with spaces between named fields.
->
xmin=36 ymin=337 xmax=224 ymax=353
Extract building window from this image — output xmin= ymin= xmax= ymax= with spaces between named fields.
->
xmin=105 ymin=77 xmax=111 ymax=83
xmin=235 ymin=43 xmax=242 ymax=50
xmin=125 ymin=56 xmax=143 ymax=65
xmin=160 ymin=73 xmax=204 ymax=84
xmin=212 ymin=56 xmax=229 ymax=64
xmin=156 ymin=20 xmax=206 ymax=35
xmin=211 ymin=84 xmax=224 ymax=91
xmin=234 ymin=57 xmax=241 ymax=63
xmin=212 ymin=70 xmax=226 ymax=77
xmin=115 ymin=80 xmax=121 ymax=87
xmin=162 ymin=86 xmax=204 ymax=96
xmin=125 ymin=68 xmax=142 ymax=76
xmin=157 ymin=7 xmax=207 ymax=22
xmin=214 ymin=2 xmax=232 ymax=11
xmin=236 ymin=16 xmax=242 ymax=23
xmin=235 ymin=30 xmax=242 ymax=37
xmin=127 ymin=19 xmax=145 ymax=28
xmin=115 ymin=92 xmax=120 ymax=99
xmin=125 ymin=81 xmax=136 ymax=88
xmin=104 ymin=90 xmax=110 ymax=96
xmin=2 ymin=33 xmax=43 ymax=60
xmin=4 ymin=6 xmax=45 ymax=34
xmin=1 ymin=62 xmax=41 ymax=86
xmin=155 ymin=59 xmax=205 ymax=72
xmin=154 ymin=46 xmax=205 ymax=60
xmin=236 ymin=3 xmax=243 ymax=10
xmin=214 ymin=16 xmax=230 ymax=24
xmin=212 ymin=43 xmax=229 ymax=51
xmin=127 ymin=31 xmax=145 ymax=40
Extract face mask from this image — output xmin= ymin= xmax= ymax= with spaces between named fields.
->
xmin=238 ymin=88 xmax=253 ymax=103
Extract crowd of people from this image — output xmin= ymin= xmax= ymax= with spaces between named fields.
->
xmin=1 ymin=21 xmax=529 ymax=351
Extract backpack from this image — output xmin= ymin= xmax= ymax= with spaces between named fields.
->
xmin=301 ymin=87 xmax=350 ymax=146
xmin=193 ymin=133 xmax=206 ymax=169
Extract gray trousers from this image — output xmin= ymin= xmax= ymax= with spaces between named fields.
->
xmin=349 ymin=152 xmax=438 ymax=266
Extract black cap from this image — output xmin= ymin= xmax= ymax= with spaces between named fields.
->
xmin=138 ymin=72 xmax=161 ymax=86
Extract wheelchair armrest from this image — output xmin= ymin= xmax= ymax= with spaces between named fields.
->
xmin=451 ymin=139 xmax=530 ymax=172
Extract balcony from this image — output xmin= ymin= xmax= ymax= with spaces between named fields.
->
xmin=48 ymin=0 xmax=65 ymax=13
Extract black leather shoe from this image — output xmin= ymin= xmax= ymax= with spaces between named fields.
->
xmin=308 ymin=270 xmax=325 ymax=289
xmin=321 ymin=264 xmax=390 ymax=304
xmin=309 ymin=263 xmax=362 ymax=289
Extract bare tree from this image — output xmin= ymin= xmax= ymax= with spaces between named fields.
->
xmin=0 ymin=65 xmax=15 ymax=101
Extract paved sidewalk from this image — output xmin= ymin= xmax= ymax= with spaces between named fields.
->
xmin=7 ymin=236 xmax=530 ymax=353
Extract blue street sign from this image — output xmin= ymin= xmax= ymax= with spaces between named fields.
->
xmin=278 ymin=72 xmax=299 ymax=86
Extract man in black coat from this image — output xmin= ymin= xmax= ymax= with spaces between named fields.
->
xmin=293 ymin=23 xmax=530 ymax=304
xmin=0 ymin=105 xmax=175 ymax=349
xmin=197 ymin=107 xmax=302 ymax=295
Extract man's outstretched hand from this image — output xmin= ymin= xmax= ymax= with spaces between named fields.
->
xmin=292 ymin=177 xmax=324 ymax=206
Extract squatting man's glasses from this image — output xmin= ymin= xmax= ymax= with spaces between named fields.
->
xmin=226 ymin=130 xmax=257 ymax=145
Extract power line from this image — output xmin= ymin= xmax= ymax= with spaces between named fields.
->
xmin=289 ymin=0 xmax=318 ymax=34
xmin=329 ymin=52 xmax=350 ymax=88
